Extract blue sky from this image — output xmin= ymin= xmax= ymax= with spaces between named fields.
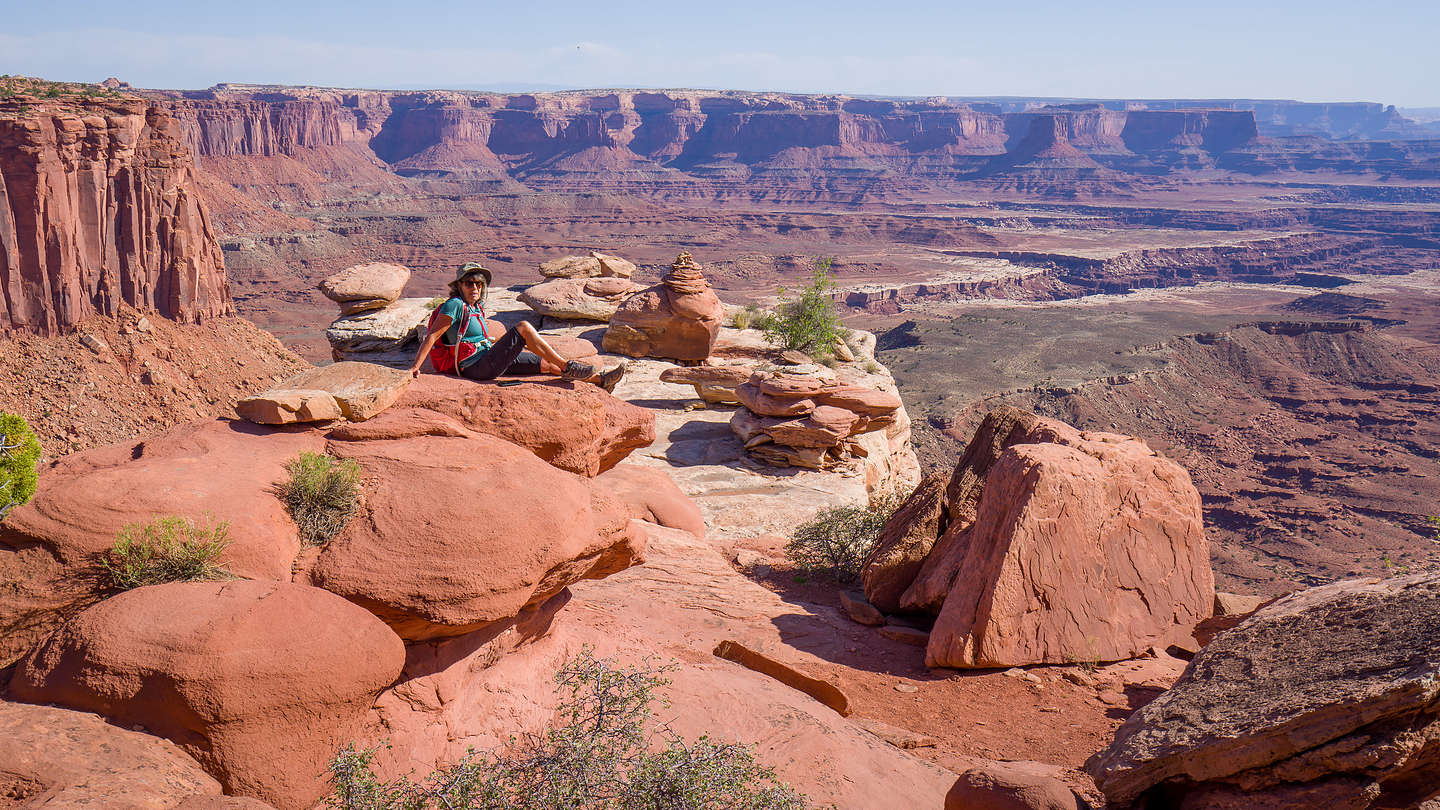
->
xmin=4 ymin=0 xmax=1436 ymax=105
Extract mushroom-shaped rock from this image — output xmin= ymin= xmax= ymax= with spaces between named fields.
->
xmin=658 ymin=364 xmax=752 ymax=404
xmin=0 ymin=699 xmax=239 ymax=809
xmin=309 ymin=434 xmax=646 ymax=641
xmin=237 ymin=361 xmax=411 ymax=424
xmin=924 ymin=427 xmax=1212 ymax=668
xmin=519 ymin=276 xmax=646 ymax=322
xmin=0 ymin=419 xmax=325 ymax=667
xmin=10 ymin=580 xmax=405 ymax=809
xmin=1087 ymin=571 xmax=1440 ymax=810
xmin=539 ymin=251 xmax=636 ymax=279
xmin=318 ymin=262 xmax=411 ymax=315
xmin=603 ymin=252 xmax=724 ymax=361
xmin=335 ymin=374 xmax=653 ymax=476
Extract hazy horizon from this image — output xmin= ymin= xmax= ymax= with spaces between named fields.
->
xmin=5 ymin=0 xmax=1438 ymax=107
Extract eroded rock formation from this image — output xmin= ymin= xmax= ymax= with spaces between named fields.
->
xmin=1088 ymin=571 xmax=1440 ymax=810
xmin=603 ymin=251 xmax=724 ymax=360
xmin=0 ymin=97 xmax=231 ymax=335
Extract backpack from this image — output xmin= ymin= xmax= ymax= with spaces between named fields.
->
xmin=426 ymin=300 xmax=491 ymax=375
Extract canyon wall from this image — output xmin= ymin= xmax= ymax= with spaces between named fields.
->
xmin=0 ymin=97 xmax=231 ymax=335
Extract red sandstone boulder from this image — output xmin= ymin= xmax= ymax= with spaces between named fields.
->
xmin=518 ymin=276 xmax=645 ymax=322
xmin=309 ymin=434 xmax=646 ymax=641
xmin=11 ymin=580 xmax=405 ymax=808
xmin=924 ymin=428 xmax=1212 ymax=668
xmin=594 ymin=464 xmax=707 ymax=538
xmin=0 ymin=699 xmax=240 ymax=809
xmin=0 ymin=419 xmax=325 ymax=667
xmin=862 ymin=472 xmax=948 ymax=613
xmin=603 ymin=252 xmax=724 ymax=361
xmin=946 ymin=760 xmax=1079 ymax=810
xmin=539 ymin=251 xmax=636 ymax=279
xmin=236 ymin=361 xmax=411 ymax=424
xmin=349 ymin=374 xmax=654 ymax=476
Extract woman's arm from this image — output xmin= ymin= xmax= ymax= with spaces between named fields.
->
xmin=409 ymin=314 xmax=452 ymax=378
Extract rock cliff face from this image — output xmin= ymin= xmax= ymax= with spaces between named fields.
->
xmin=0 ymin=97 xmax=231 ymax=335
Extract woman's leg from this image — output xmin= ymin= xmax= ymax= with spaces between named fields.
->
xmin=513 ymin=321 xmax=568 ymax=374
xmin=459 ymin=329 xmax=529 ymax=381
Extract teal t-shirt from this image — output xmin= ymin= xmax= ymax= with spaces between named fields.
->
xmin=437 ymin=297 xmax=494 ymax=366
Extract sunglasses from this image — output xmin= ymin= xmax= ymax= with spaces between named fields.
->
xmin=460 ymin=278 xmax=486 ymax=287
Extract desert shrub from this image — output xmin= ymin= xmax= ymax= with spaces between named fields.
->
xmin=424 ymin=296 xmax=446 ymax=311
xmin=277 ymin=452 xmax=362 ymax=547
xmin=0 ymin=413 xmax=42 ymax=522
xmin=758 ymin=258 xmax=843 ymax=358
xmin=730 ymin=304 xmax=767 ymax=331
xmin=102 ymin=516 xmax=233 ymax=590
xmin=327 ymin=648 xmax=805 ymax=810
xmin=785 ymin=493 xmax=904 ymax=582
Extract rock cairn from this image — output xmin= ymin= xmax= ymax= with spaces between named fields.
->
xmin=319 ymin=263 xmax=431 ymax=364
xmin=856 ymin=406 xmax=1214 ymax=669
xmin=603 ymin=252 xmax=725 ymax=361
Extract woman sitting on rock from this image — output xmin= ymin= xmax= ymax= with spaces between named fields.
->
xmin=410 ymin=262 xmax=624 ymax=390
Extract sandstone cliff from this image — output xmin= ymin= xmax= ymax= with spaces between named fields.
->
xmin=0 ymin=96 xmax=231 ymax=335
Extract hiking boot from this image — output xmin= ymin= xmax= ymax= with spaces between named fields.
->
xmin=597 ymin=361 xmax=627 ymax=393
xmin=561 ymin=359 xmax=598 ymax=381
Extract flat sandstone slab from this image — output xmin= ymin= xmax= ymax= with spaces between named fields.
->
xmin=238 ymin=362 xmax=411 ymax=424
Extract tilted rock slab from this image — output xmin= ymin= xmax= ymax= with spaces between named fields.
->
xmin=318 ymin=262 xmax=410 ymax=315
xmin=924 ymin=420 xmax=1213 ymax=668
xmin=1087 ymin=572 xmax=1440 ymax=810
xmin=11 ymin=580 xmax=405 ymax=809
xmin=309 ymin=433 xmax=646 ymax=641
xmin=0 ymin=419 xmax=325 ymax=667
xmin=335 ymin=374 xmax=653 ymax=476
xmin=236 ymin=361 xmax=411 ymax=424
xmin=518 ymin=276 xmax=645 ymax=321
xmin=861 ymin=471 xmax=948 ymax=614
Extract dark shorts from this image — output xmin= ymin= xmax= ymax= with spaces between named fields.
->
xmin=458 ymin=327 xmax=542 ymax=381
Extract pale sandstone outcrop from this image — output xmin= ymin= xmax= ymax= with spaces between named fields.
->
xmin=237 ymin=361 xmax=411 ymax=424
xmin=0 ymin=419 xmax=325 ymax=667
xmin=11 ymin=580 xmax=405 ymax=809
xmin=0 ymin=699 xmax=243 ymax=809
xmin=658 ymin=363 xmax=752 ymax=403
xmin=539 ymin=250 xmax=636 ymax=279
xmin=1088 ymin=571 xmax=1440 ymax=810
xmin=309 ymin=433 xmax=645 ymax=641
xmin=318 ymin=262 xmax=410 ymax=315
xmin=924 ymin=423 xmax=1212 ymax=668
xmin=324 ymin=297 xmax=431 ymax=357
xmin=519 ymin=276 xmax=645 ymax=321
xmin=603 ymin=252 xmax=724 ymax=361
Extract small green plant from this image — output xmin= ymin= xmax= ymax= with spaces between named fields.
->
xmin=0 ymin=413 xmax=42 ymax=522
xmin=731 ymin=304 xmax=767 ymax=331
xmin=423 ymin=296 xmax=446 ymax=311
xmin=327 ymin=648 xmax=804 ymax=809
xmin=758 ymin=258 xmax=843 ymax=358
xmin=785 ymin=492 xmax=904 ymax=583
xmin=102 ymin=516 xmax=233 ymax=590
xmin=277 ymin=452 xmax=362 ymax=547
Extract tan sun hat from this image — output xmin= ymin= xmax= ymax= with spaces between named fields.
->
xmin=448 ymin=261 xmax=493 ymax=295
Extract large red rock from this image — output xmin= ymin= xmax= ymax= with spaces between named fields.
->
xmin=0 ymin=98 xmax=230 ymax=336
xmin=353 ymin=374 xmax=653 ymax=476
xmin=10 ymin=580 xmax=405 ymax=809
xmin=518 ymin=276 xmax=645 ymax=321
xmin=309 ymin=433 xmax=645 ymax=641
xmin=861 ymin=472 xmax=948 ymax=613
xmin=0 ymin=699 xmax=241 ymax=809
xmin=924 ymin=428 xmax=1213 ymax=668
xmin=594 ymin=464 xmax=707 ymax=539
xmin=1088 ymin=572 xmax=1440 ymax=810
xmin=603 ymin=252 xmax=724 ymax=361
xmin=946 ymin=760 xmax=1079 ymax=810
xmin=0 ymin=419 xmax=325 ymax=667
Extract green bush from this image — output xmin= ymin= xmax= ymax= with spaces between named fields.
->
xmin=731 ymin=304 xmax=767 ymax=331
xmin=0 ymin=413 xmax=42 ymax=522
xmin=758 ymin=259 xmax=843 ymax=358
xmin=277 ymin=452 xmax=362 ymax=547
xmin=785 ymin=493 xmax=904 ymax=583
xmin=102 ymin=516 xmax=233 ymax=590
xmin=327 ymin=649 xmax=805 ymax=810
